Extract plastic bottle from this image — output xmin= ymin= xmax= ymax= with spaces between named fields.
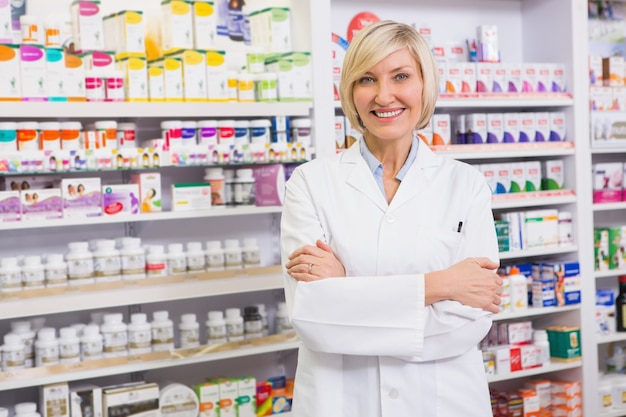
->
xmin=100 ymin=313 xmax=128 ymax=358
xmin=44 ymin=254 xmax=68 ymax=288
xmin=617 ymin=276 xmax=626 ymax=332
xmin=249 ymin=119 xmax=271 ymax=146
xmin=242 ymin=238 xmax=261 ymax=268
xmin=225 ymin=308 xmax=244 ymax=342
xmin=255 ymin=303 xmax=269 ymax=336
xmin=204 ymin=168 xmax=225 ymax=206
xmin=205 ymin=240 xmax=225 ymax=272
xmin=179 ymin=313 xmax=200 ymax=348
xmin=206 ymin=311 xmax=227 ymax=345
xmin=224 ymin=239 xmax=243 ymax=270
xmin=80 ymin=324 xmax=103 ymax=361
xmin=35 ymin=327 xmax=59 ymax=367
xmin=2 ymin=333 xmax=25 ymax=371
xmin=11 ymin=320 xmax=35 ymax=368
xmin=533 ymin=329 xmax=550 ymax=367
xmin=233 ymin=120 xmax=250 ymax=146
xmin=65 ymin=241 xmax=95 ymax=285
xmin=275 ymin=302 xmax=294 ymax=334
xmin=58 ymin=327 xmax=80 ymax=364
xmin=59 ymin=121 xmax=82 ymax=150
xmin=128 ymin=313 xmax=152 ymax=355
xmin=93 ymin=239 xmax=122 ymax=282
xmin=234 ymin=168 xmax=255 ymax=205
xmin=186 ymin=241 xmax=206 ymax=273
xmin=227 ymin=0 xmax=245 ymax=42
xmin=243 ymin=306 xmax=263 ymax=339
xmin=0 ymin=257 xmax=22 ymax=292
xmin=197 ymin=120 xmax=218 ymax=146
xmin=508 ymin=266 xmax=528 ymax=311
xmin=167 ymin=243 xmax=187 ymax=275
xmin=151 ymin=311 xmax=175 ymax=352
xmin=70 ymin=323 xmax=86 ymax=337
xmin=181 ymin=121 xmax=198 ymax=147
xmin=223 ymin=169 xmax=236 ymax=206
xmin=14 ymin=403 xmax=39 ymax=417
xmin=119 ymin=237 xmax=146 ymax=280
xmin=291 ymin=118 xmax=312 ymax=147
xmin=146 ymin=245 xmax=167 ymax=277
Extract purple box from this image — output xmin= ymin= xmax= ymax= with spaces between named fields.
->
xmin=252 ymin=164 xmax=285 ymax=206
xmin=21 ymin=189 xmax=62 ymax=220
xmin=0 ymin=191 xmax=20 ymax=222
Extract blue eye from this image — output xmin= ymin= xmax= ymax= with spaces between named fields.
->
xmin=359 ymin=76 xmax=374 ymax=84
xmin=395 ymin=73 xmax=408 ymax=81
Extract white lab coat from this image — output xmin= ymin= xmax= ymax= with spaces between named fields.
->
xmin=280 ymin=140 xmax=499 ymax=417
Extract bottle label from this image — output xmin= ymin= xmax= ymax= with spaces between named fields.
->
xmin=103 ymin=331 xmax=128 ymax=353
xmin=187 ymin=255 xmax=205 ymax=271
xmin=180 ymin=328 xmax=200 ymax=348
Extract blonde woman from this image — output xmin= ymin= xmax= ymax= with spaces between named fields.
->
xmin=281 ymin=21 xmax=502 ymax=417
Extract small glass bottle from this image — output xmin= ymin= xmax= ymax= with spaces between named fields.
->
xmin=205 ymin=241 xmax=225 ymax=272
xmin=151 ymin=311 xmax=174 ymax=352
xmin=167 ymin=243 xmax=187 ymax=276
xmin=186 ymin=241 xmax=206 ymax=273
xmin=206 ymin=311 xmax=227 ymax=345
xmin=225 ymin=308 xmax=244 ymax=342
xmin=617 ymin=275 xmax=626 ymax=332
xmin=179 ymin=313 xmax=200 ymax=348
xmin=243 ymin=306 xmax=263 ymax=339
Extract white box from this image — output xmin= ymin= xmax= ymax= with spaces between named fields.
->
xmin=148 ymin=65 xmax=165 ymax=102
xmin=117 ymin=56 xmax=148 ymax=102
xmin=117 ymin=11 xmax=145 ymax=56
xmin=524 ymin=161 xmax=542 ymax=192
xmin=0 ymin=44 xmax=21 ymax=100
xmin=542 ymin=159 xmax=564 ymax=190
xmin=236 ymin=377 xmax=256 ymax=417
xmin=480 ymin=164 xmax=498 ymax=194
xmin=518 ymin=113 xmax=536 ymax=143
xmin=65 ymin=54 xmax=86 ymax=101
xmin=431 ymin=114 xmax=451 ymax=145
xmin=205 ymin=50 xmax=228 ymax=102
xmin=334 ymin=115 xmax=346 ymax=149
xmin=445 ymin=62 xmax=462 ymax=93
xmin=70 ymin=385 xmax=103 ymax=417
xmin=195 ymin=382 xmax=219 ymax=417
xmin=549 ymin=112 xmax=566 ymax=142
xmin=507 ymin=63 xmax=523 ymax=93
xmin=534 ymin=112 xmax=550 ymax=142
xmin=171 ymin=183 xmax=212 ymax=211
xmin=161 ymin=0 xmax=194 ymax=51
xmin=0 ymin=1 xmax=11 ymax=43
xmin=102 ymin=382 xmax=160 ymax=417
xmin=475 ymin=62 xmax=493 ymax=93
xmin=21 ymin=188 xmax=63 ymax=220
xmin=494 ymin=163 xmax=510 ymax=194
xmin=503 ymin=113 xmax=519 ymax=143
xmin=492 ymin=63 xmax=507 ymax=93
xmin=522 ymin=63 xmax=538 ymax=93
xmin=537 ymin=63 xmax=552 ymax=93
xmin=509 ymin=162 xmax=526 ymax=193
xmin=131 ymin=172 xmax=162 ymax=213
xmin=167 ymin=50 xmax=208 ymax=102
xmin=20 ymin=44 xmax=47 ymax=101
xmin=70 ymin=0 xmax=104 ymax=52
xmin=524 ymin=209 xmax=559 ymax=248
xmin=61 ymin=177 xmax=102 ymax=218
xmin=486 ymin=113 xmax=504 ymax=144
xmin=41 ymin=382 xmax=70 ymax=417
xmin=466 ymin=113 xmax=487 ymax=144
xmin=249 ymin=7 xmax=292 ymax=53
xmin=46 ymin=48 xmax=66 ymax=100
xmin=192 ymin=1 xmax=217 ymax=49
xmin=589 ymin=55 xmax=603 ymax=87
xmin=461 ymin=62 xmax=476 ymax=93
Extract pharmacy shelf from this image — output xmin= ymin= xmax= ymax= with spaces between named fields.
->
xmin=436 ymin=93 xmax=574 ymax=109
xmin=486 ymin=360 xmax=582 ymax=383
xmin=0 ymin=102 xmax=313 ymax=119
xmin=0 ymin=206 xmax=283 ymax=231
xmin=499 ymin=245 xmax=578 ymax=260
xmin=597 ymin=333 xmax=626 ymax=345
xmin=591 ymin=146 xmax=626 ymax=154
xmin=0 ymin=266 xmax=284 ymax=320
xmin=491 ymin=190 xmax=576 ymax=210
xmin=595 ymin=269 xmax=626 ymax=279
xmin=0 ymin=335 xmax=301 ymax=391
xmin=601 ymin=410 xmax=626 ymax=417
xmin=593 ymin=202 xmax=626 ymax=212
xmin=430 ymin=142 xmax=575 ymax=160
xmin=493 ymin=305 xmax=581 ymax=322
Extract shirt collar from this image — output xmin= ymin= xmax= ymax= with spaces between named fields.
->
xmin=360 ymin=135 xmax=420 ymax=182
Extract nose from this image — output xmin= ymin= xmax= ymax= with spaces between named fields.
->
xmin=375 ymin=79 xmax=394 ymax=106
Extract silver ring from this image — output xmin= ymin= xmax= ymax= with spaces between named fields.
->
xmin=308 ymin=263 xmax=313 ymax=274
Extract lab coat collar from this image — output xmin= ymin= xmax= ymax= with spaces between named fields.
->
xmin=341 ymin=139 xmax=443 ymax=211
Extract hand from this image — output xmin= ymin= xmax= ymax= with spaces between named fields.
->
xmin=285 ymin=240 xmax=346 ymax=282
xmin=426 ymin=257 xmax=503 ymax=314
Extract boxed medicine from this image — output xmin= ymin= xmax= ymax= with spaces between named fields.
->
xmin=0 ymin=44 xmax=21 ymax=101
xmin=171 ymin=183 xmax=212 ymax=211
xmin=252 ymin=164 xmax=286 ymax=206
xmin=102 ymin=184 xmax=140 ymax=216
xmin=102 ymin=382 xmax=160 ymax=417
xmin=40 ymin=382 xmax=69 ymax=417
xmin=0 ymin=191 xmax=20 ymax=222
xmin=61 ymin=178 xmax=102 ymax=218
xmin=71 ymin=0 xmax=105 ymax=52
xmin=69 ymin=384 xmax=103 ymax=417
xmin=20 ymin=44 xmax=47 ymax=101
xmin=21 ymin=188 xmax=63 ymax=220
xmin=131 ymin=172 xmax=162 ymax=213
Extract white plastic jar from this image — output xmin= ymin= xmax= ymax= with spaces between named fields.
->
xmin=224 ymin=239 xmax=243 ymax=270
xmin=11 ymin=320 xmax=35 ymax=368
xmin=59 ymin=121 xmax=82 ymax=151
xmin=93 ymin=239 xmax=122 ymax=282
xmin=94 ymin=120 xmax=118 ymax=150
xmin=0 ymin=122 xmax=17 ymax=152
xmin=16 ymin=122 xmax=39 ymax=151
xmin=205 ymin=240 xmax=225 ymax=272
xmin=146 ymin=245 xmax=167 ymax=277
xmin=204 ymin=167 xmax=226 ymax=206
xmin=167 ymin=243 xmax=187 ymax=275
xmin=35 ymin=327 xmax=59 ymax=367
xmin=234 ymin=168 xmax=255 ymax=205
xmin=151 ymin=310 xmax=174 ymax=352
xmin=38 ymin=122 xmax=61 ymax=151
xmin=100 ymin=313 xmax=128 ymax=358
xmin=44 ymin=254 xmax=68 ymax=288
xmin=20 ymin=15 xmax=40 ymax=44
xmin=80 ymin=324 xmax=103 ymax=361
xmin=533 ymin=329 xmax=550 ymax=367
xmin=181 ymin=121 xmax=198 ymax=147
xmin=161 ymin=120 xmax=183 ymax=149
xmin=66 ymin=241 xmax=95 ymax=285
xmin=255 ymin=303 xmax=269 ymax=336
xmin=119 ymin=237 xmax=146 ymax=280
xmin=242 ymin=238 xmax=261 ymax=268
xmin=0 ymin=257 xmax=22 ymax=292
xmin=217 ymin=119 xmax=235 ymax=147
xmin=225 ymin=308 xmax=244 ymax=342
xmin=233 ymin=120 xmax=250 ymax=146
xmin=14 ymin=403 xmax=39 ymax=417
xmin=21 ymin=255 xmax=45 ymax=289
xmin=237 ymin=72 xmax=256 ymax=102
xmin=179 ymin=313 xmax=200 ymax=349
xmin=275 ymin=301 xmax=295 ymax=334
xmin=116 ymin=122 xmax=137 ymax=149
xmin=58 ymin=327 xmax=80 ymax=364
xmin=197 ymin=120 xmax=218 ymax=146
xmin=128 ymin=313 xmax=152 ymax=355
xmin=206 ymin=311 xmax=227 ymax=345
xmin=2 ymin=333 xmax=25 ymax=371
xmin=249 ymin=119 xmax=271 ymax=146
xmin=256 ymin=72 xmax=278 ymax=102
xmin=291 ymin=118 xmax=312 ymax=147
xmin=186 ymin=241 xmax=206 ymax=273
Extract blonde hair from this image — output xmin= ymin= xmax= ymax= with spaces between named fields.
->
xmin=339 ymin=20 xmax=438 ymax=133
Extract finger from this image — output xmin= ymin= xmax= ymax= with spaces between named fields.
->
xmin=316 ymin=240 xmax=333 ymax=253
xmin=473 ymin=257 xmax=500 ymax=270
xmin=288 ymin=245 xmax=318 ymax=260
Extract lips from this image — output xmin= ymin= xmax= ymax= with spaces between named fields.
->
xmin=373 ymin=109 xmax=404 ymax=118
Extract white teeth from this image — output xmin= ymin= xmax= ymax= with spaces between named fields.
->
xmin=374 ymin=109 xmax=402 ymax=118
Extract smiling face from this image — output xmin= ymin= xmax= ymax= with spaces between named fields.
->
xmin=353 ymin=48 xmax=423 ymax=144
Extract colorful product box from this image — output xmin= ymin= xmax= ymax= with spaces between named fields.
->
xmin=507 ymin=63 xmax=523 ymax=93
xmin=131 ymin=172 xmax=162 ymax=213
xmin=20 ymin=44 xmax=47 ymax=101
xmin=148 ymin=65 xmax=165 ymax=102
xmin=46 ymin=48 xmax=67 ymax=101
xmin=545 ymin=326 xmax=581 ymax=362
xmin=210 ymin=378 xmax=238 ymax=417
xmin=445 ymin=62 xmax=462 ymax=93
xmin=71 ymin=0 xmax=105 ymax=52
xmin=252 ymin=164 xmax=285 ymax=206
xmin=524 ymin=209 xmax=558 ymax=248
xmin=40 ymin=382 xmax=69 ymax=417
xmin=117 ymin=11 xmax=145 ymax=57
xmin=480 ymin=164 xmax=498 ymax=194
xmin=466 ymin=113 xmax=487 ymax=144
xmin=102 ymin=382 xmax=160 ymax=417
xmin=431 ymin=114 xmax=451 ymax=146
xmin=334 ymin=115 xmax=346 ymax=149
xmin=534 ymin=112 xmax=550 ymax=142
xmin=65 ymin=54 xmax=86 ymax=101
xmin=249 ymin=7 xmax=292 ymax=53
xmin=205 ymin=50 xmax=228 ymax=102
xmin=589 ymin=55 xmax=603 ymax=86
xmin=522 ymin=63 xmax=538 ymax=93
xmin=236 ymin=377 xmax=257 ymax=417
xmin=167 ymin=49 xmax=208 ymax=101
xmin=595 ymin=228 xmax=610 ymax=271
xmin=603 ymin=56 xmax=625 ymax=87
xmin=461 ymin=62 xmax=476 ymax=93
xmin=60 ymin=177 xmax=102 ymax=218
xmin=0 ymin=1 xmax=11 ymax=43
xmin=608 ymin=226 xmax=626 ymax=270
xmin=195 ymin=381 xmax=220 ymax=417
xmin=82 ymin=51 xmax=115 ymax=72
xmin=552 ymin=64 xmax=566 ymax=92
xmin=21 ymin=188 xmax=62 ymax=220
xmin=118 ymin=56 xmax=149 ymax=101
xmin=256 ymin=381 xmax=272 ymax=417
xmin=536 ymin=63 xmax=552 ymax=92
xmin=102 ymin=184 xmax=140 ymax=216
xmin=518 ymin=113 xmax=536 ymax=143
xmin=495 ymin=164 xmax=511 ymax=194
xmin=541 ymin=160 xmax=564 ymax=190
xmin=161 ymin=0 xmax=194 ymax=52
xmin=509 ymin=162 xmax=526 ymax=193
xmin=542 ymin=262 xmax=581 ymax=306
xmin=503 ymin=113 xmax=519 ymax=143
xmin=0 ymin=44 xmax=21 ymax=101
xmin=171 ymin=183 xmax=212 ymax=211
xmin=592 ymin=162 xmax=623 ymax=203
xmin=492 ymin=63 xmax=507 ymax=93
xmin=524 ymin=161 xmax=542 ymax=192
xmin=486 ymin=113 xmax=504 ymax=144
xmin=0 ymin=191 xmax=20 ymax=222
xmin=532 ymin=278 xmax=557 ymax=307
xmin=192 ymin=1 xmax=217 ymax=49
xmin=549 ymin=112 xmax=566 ymax=142
xmin=475 ymin=62 xmax=493 ymax=93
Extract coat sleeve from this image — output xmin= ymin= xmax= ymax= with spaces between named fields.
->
xmin=281 ymin=163 xmax=499 ymax=360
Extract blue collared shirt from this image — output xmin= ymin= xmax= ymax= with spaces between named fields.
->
xmin=360 ymin=136 xmax=420 ymax=196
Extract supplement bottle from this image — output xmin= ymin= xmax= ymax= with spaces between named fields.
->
xmin=0 ymin=257 xmax=22 ymax=292
xmin=100 ymin=313 xmax=128 ymax=358
xmin=21 ymin=255 xmax=45 ymax=289
xmin=617 ymin=275 xmax=626 ymax=332
xmin=59 ymin=121 xmax=82 ymax=150
xmin=128 ymin=313 xmax=152 ymax=355
xmin=291 ymin=118 xmax=312 ymax=147
xmin=249 ymin=119 xmax=271 ymax=146
xmin=146 ymin=245 xmax=167 ymax=277
xmin=80 ymin=324 xmax=103 ymax=361
xmin=206 ymin=311 xmax=227 ymax=345
xmin=58 ymin=327 xmax=80 ymax=364
xmin=119 ymin=237 xmax=146 ymax=280
xmin=508 ymin=266 xmax=528 ymax=312
xmin=116 ymin=122 xmax=137 ymax=148
xmin=14 ymin=403 xmax=39 ymax=417
xmin=167 ymin=243 xmax=187 ymax=276
xmin=254 ymin=303 xmax=269 ymax=336
xmin=2 ymin=333 xmax=25 ymax=371
xmin=186 ymin=241 xmax=206 ymax=273
xmin=16 ymin=121 xmax=39 ymax=151
xmin=66 ymin=241 xmax=95 ymax=285
xmin=205 ymin=240 xmax=225 ymax=272
xmin=224 ymin=239 xmax=243 ymax=270
xmin=0 ymin=122 xmax=17 ymax=152
xmin=181 ymin=121 xmax=198 ymax=147
xmin=234 ymin=168 xmax=255 ymax=205
xmin=225 ymin=308 xmax=244 ymax=342
xmin=151 ymin=311 xmax=175 ymax=352
xmin=533 ymin=329 xmax=551 ymax=367
xmin=38 ymin=122 xmax=61 ymax=151
xmin=35 ymin=327 xmax=59 ymax=367
xmin=223 ymin=169 xmax=236 ymax=206
xmin=93 ymin=239 xmax=122 ymax=282
xmin=11 ymin=320 xmax=35 ymax=367
xmin=243 ymin=306 xmax=263 ymax=339
xmin=179 ymin=313 xmax=200 ymax=349
xmin=242 ymin=238 xmax=261 ymax=268
xmin=197 ymin=120 xmax=218 ymax=146
xmin=44 ymin=254 xmax=68 ymax=288
xmin=233 ymin=120 xmax=250 ymax=146
xmin=275 ymin=302 xmax=294 ymax=334
xmin=204 ymin=168 xmax=225 ymax=206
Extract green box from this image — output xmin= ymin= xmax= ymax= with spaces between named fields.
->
xmin=494 ymin=220 xmax=510 ymax=253
xmin=545 ymin=326 xmax=581 ymax=361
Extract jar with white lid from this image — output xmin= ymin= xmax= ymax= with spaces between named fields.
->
xmin=197 ymin=120 xmax=218 ymax=146
xmin=146 ymin=245 xmax=167 ymax=277
xmin=44 ymin=253 xmax=67 ymax=288
xmin=181 ymin=121 xmax=198 ymax=147
xmin=117 ymin=122 xmax=137 ymax=148
xmin=242 ymin=238 xmax=261 ymax=267
xmin=151 ymin=310 xmax=174 ymax=352
xmin=217 ymin=119 xmax=235 ymax=147
xmin=11 ymin=320 xmax=35 ymax=368
xmin=66 ymin=241 xmax=95 ymax=285
xmin=35 ymin=327 xmax=59 ymax=367
xmin=128 ymin=313 xmax=152 ymax=354
xmin=93 ymin=239 xmax=121 ymax=282
xmin=16 ymin=122 xmax=39 ymax=151
xmin=224 ymin=239 xmax=243 ymax=270
xmin=2 ymin=333 xmax=25 ymax=371
xmin=94 ymin=120 xmax=118 ymax=150
xmin=234 ymin=168 xmax=255 ymax=205
xmin=275 ymin=301 xmax=294 ymax=334
xmin=38 ymin=122 xmax=61 ymax=151
xmin=119 ymin=237 xmax=146 ymax=280
xmin=58 ymin=327 xmax=80 ymax=364
xmin=186 ymin=241 xmax=206 ymax=272
xmin=60 ymin=121 xmax=83 ymax=151
xmin=167 ymin=243 xmax=187 ymax=275
xmin=225 ymin=308 xmax=244 ymax=342
xmin=179 ymin=313 xmax=200 ymax=349
xmin=21 ymin=255 xmax=45 ymax=289
xmin=15 ymin=403 xmax=38 ymax=417
xmin=0 ymin=122 xmax=17 ymax=152
xmin=20 ymin=15 xmax=40 ymax=44
xmin=80 ymin=324 xmax=103 ymax=361
xmin=206 ymin=311 xmax=227 ymax=345
xmin=0 ymin=257 xmax=22 ymax=292
xmin=101 ymin=313 xmax=128 ymax=358
xmin=161 ymin=120 xmax=183 ymax=149
xmin=233 ymin=120 xmax=250 ymax=146
xmin=249 ymin=119 xmax=271 ymax=146
xmin=254 ymin=303 xmax=269 ymax=336
xmin=204 ymin=167 xmax=225 ymax=206
xmin=291 ymin=118 xmax=312 ymax=147
xmin=205 ymin=241 xmax=225 ymax=272
xmin=237 ymin=72 xmax=256 ymax=102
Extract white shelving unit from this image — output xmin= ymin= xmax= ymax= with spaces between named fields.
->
xmin=486 ymin=361 xmax=583 ymax=384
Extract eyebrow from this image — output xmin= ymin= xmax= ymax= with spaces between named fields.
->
xmin=363 ymin=65 xmax=414 ymax=76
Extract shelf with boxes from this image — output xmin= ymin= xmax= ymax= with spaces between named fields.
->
xmin=493 ymin=305 xmax=581 ymax=323
xmin=486 ymin=361 xmax=582 ymax=384
xmin=499 ymin=245 xmax=579 ymax=261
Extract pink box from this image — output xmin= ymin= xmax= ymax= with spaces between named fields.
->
xmin=252 ymin=164 xmax=285 ymax=206
xmin=0 ymin=191 xmax=20 ymax=222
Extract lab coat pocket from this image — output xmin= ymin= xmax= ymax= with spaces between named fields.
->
xmin=436 ymin=349 xmax=491 ymax=417
xmin=414 ymin=227 xmax=463 ymax=272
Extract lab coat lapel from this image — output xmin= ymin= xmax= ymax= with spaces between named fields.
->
xmin=342 ymin=141 xmax=388 ymax=212
xmin=388 ymin=144 xmax=443 ymax=211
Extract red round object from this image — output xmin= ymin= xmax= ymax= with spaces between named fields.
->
xmin=346 ymin=12 xmax=380 ymax=43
